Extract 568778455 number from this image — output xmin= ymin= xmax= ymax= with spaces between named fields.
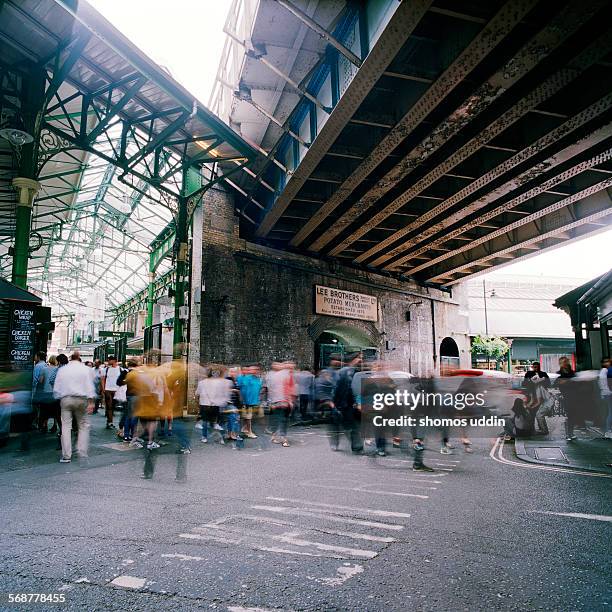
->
xmin=6 ymin=593 xmax=66 ymax=604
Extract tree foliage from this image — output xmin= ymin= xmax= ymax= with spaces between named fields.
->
xmin=471 ymin=335 xmax=510 ymax=361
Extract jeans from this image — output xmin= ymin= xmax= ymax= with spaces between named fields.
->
xmin=329 ymin=406 xmax=363 ymax=452
xmin=60 ymin=396 xmax=90 ymax=459
xmin=200 ymin=405 xmax=220 ymax=439
xmin=172 ymin=417 xmax=190 ymax=450
xmin=271 ymin=403 xmax=290 ymax=437
xmin=225 ymin=411 xmax=240 ymax=435
xmin=124 ymin=397 xmax=137 ymax=439
xmin=605 ymin=395 xmax=612 ymax=432
xmin=299 ymin=394 xmax=310 ymax=420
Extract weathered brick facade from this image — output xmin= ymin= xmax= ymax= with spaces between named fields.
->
xmin=197 ymin=187 xmax=470 ymax=374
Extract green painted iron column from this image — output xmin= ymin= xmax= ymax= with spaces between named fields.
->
xmin=172 ymin=167 xmax=200 ymax=358
xmin=172 ymin=196 xmax=188 ymax=357
xmin=11 ymin=66 xmax=46 ymax=288
xmin=146 ymin=269 xmax=155 ymax=327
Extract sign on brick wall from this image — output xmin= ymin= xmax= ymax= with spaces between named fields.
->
xmin=314 ymin=285 xmax=378 ymax=322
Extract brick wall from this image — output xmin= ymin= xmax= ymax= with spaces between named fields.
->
xmin=197 ymin=187 xmax=471 ymax=374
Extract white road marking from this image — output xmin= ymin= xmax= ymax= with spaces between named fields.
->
xmin=533 ymin=511 xmax=612 ymax=522
xmin=266 ymin=497 xmax=412 ymax=518
xmin=300 ymin=482 xmax=430 ymax=499
xmin=183 ymin=527 xmax=377 ymax=559
xmin=109 ymin=575 xmax=146 ymax=589
xmin=489 ymin=437 xmax=612 ymax=479
xmin=380 ymin=458 xmax=459 ymax=464
xmin=161 ymin=553 xmax=205 ymax=561
xmin=234 ymin=514 xmax=396 ymax=542
xmin=320 ymin=563 xmax=364 ymax=586
xmin=251 ymin=505 xmax=405 ymax=529
xmin=275 ymin=533 xmax=377 ymax=559
xmin=299 ymin=477 xmax=438 ymax=490
xmin=227 ymin=607 xmax=278 ymax=612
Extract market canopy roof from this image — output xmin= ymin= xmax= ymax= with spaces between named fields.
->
xmin=0 ymin=0 xmax=257 ymax=316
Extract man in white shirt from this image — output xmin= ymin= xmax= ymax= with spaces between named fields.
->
xmin=101 ymin=355 xmax=122 ymax=429
xmin=53 ymin=351 xmax=95 ymax=463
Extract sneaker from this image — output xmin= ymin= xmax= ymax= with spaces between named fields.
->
xmin=376 ymin=450 xmax=386 ymax=457
xmin=603 ymin=431 xmax=612 ymax=439
xmin=195 ymin=422 xmax=203 ymax=430
xmin=178 ymin=448 xmax=191 ymax=454
xmin=59 ymin=458 xmax=71 ymax=463
xmin=246 ymin=432 xmax=258 ymax=439
xmin=440 ymin=446 xmax=453 ymax=455
xmin=213 ymin=423 xmax=224 ymax=431
xmin=106 ymin=423 xmax=116 ymax=429
xmin=444 ymin=442 xmax=455 ymax=450
xmin=133 ymin=436 xmax=144 ymax=443
xmin=147 ymin=441 xmax=160 ymax=449
xmin=123 ymin=436 xmax=131 ymax=442
xmin=201 ymin=437 xmax=208 ymax=443
xmin=413 ymin=464 xmax=435 ymax=472
xmin=129 ymin=441 xmax=143 ymax=449
xmin=566 ymin=435 xmax=577 ymax=441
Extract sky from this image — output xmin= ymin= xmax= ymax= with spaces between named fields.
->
xmin=87 ymin=0 xmax=612 ymax=284
xmin=481 ymin=227 xmax=612 ymax=282
xmin=88 ymin=0 xmax=233 ymax=105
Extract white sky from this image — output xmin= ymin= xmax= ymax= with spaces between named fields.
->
xmin=87 ymin=1 xmax=612 ymax=284
xmin=481 ymin=227 xmax=612 ymax=282
xmin=88 ymin=0 xmax=232 ymax=104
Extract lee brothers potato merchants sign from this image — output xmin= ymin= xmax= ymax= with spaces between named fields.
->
xmin=314 ymin=285 xmax=378 ymax=322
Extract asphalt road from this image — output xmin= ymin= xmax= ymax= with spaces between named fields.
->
xmin=0 ymin=416 xmax=611 ymax=611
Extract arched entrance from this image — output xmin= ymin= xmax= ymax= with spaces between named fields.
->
xmin=439 ymin=336 xmax=460 ymax=374
xmin=308 ymin=318 xmax=381 ymax=370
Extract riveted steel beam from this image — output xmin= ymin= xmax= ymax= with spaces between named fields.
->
xmin=426 ymin=185 xmax=612 ymax=284
xmin=255 ymin=0 xmax=432 ymax=238
xmin=274 ymin=0 xmax=362 ymax=67
xmin=403 ymin=144 xmax=612 ymax=276
xmin=290 ymin=0 xmax=538 ymax=248
xmin=372 ymin=91 xmax=612 ymax=269
xmin=315 ymin=0 xmax=606 ymax=256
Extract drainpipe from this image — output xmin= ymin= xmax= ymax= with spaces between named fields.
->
xmin=430 ymin=299 xmax=437 ymax=372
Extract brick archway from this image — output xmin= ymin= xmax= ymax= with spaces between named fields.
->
xmin=307 ymin=316 xmax=382 ymax=347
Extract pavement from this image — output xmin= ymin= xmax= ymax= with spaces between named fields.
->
xmin=0 ymin=412 xmax=611 ymax=611
xmin=514 ymin=415 xmax=612 ymax=475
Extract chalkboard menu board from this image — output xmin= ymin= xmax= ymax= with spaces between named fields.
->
xmin=9 ymin=304 xmax=36 ymax=371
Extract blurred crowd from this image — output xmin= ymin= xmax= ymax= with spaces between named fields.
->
xmin=0 ymin=349 xmax=610 ymax=472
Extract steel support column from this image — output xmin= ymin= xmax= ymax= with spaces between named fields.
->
xmin=146 ymin=270 xmax=156 ymax=327
xmin=11 ymin=66 xmax=46 ymax=288
xmin=173 ymin=194 xmax=188 ymax=357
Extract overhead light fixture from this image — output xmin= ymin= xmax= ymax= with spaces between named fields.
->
xmin=0 ymin=114 xmax=34 ymax=147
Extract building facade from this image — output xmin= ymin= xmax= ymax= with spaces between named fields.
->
xmin=195 ymin=187 xmax=470 ymax=374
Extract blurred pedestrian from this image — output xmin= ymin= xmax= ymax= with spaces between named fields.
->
xmin=556 ymin=357 xmax=578 ymax=441
xmin=295 ymin=367 xmax=314 ymax=421
xmin=101 ymin=355 xmax=123 ymax=430
xmin=598 ymin=358 xmax=612 ymax=439
xmin=53 ymin=351 xmax=95 ymax=463
xmin=237 ymin=365 xmax=261 ymax=439
xmin=196 ymin=366 xmax=232 ymax=444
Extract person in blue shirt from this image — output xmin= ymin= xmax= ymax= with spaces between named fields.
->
xmin=236 ymin=365 xmax=262 ymax=439
xmin=32 ymin=352 xmax=54 ymax=432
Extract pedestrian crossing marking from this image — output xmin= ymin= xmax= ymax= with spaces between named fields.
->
xmin=266 ymin=497 xmax=412 ymax=518
xmin=299 ymin=482 xmax=429 ymax=499
xmin=251 ymin=505 xmax=406 ymax=529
